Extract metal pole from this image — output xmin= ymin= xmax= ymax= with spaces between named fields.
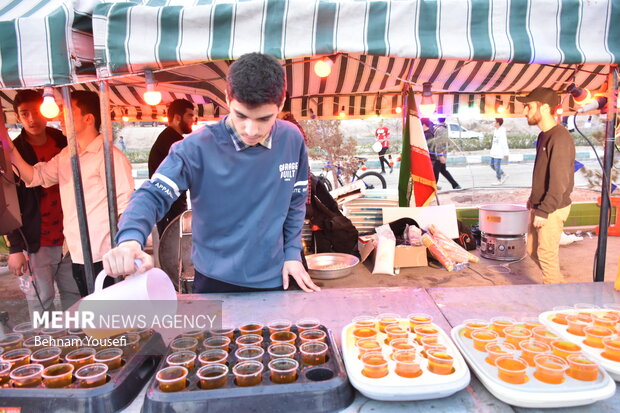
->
xmin=594 ymin=65 xmax=618 ymax=282
xmin=99 ymin=80 xmax=119 ymax=245
xmin=61 ymin=87 xmax=95 ymax=294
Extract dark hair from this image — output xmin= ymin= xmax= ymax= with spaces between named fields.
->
xmin=437 ymin=117 xmax=446 ymax=123
xmin=421 ymin=118 xmax=433 ymax=128
xmin=226 ymin=53 xmax=286 ymax=107
xmin=167 ymin=99 xmax=194 ymax=121
xmin=71 ymin=91 xmax=101 ymax=131
xmin=495 ymin=118 xmax=504 ymax=126
xmin=13 ymin=89 xmax=43 ymax=113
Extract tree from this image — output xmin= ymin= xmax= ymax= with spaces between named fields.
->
xmin=300 ymin=119 xmax=358 ymax=188
xmin=579 ymin=124 xmax=620 ymax=190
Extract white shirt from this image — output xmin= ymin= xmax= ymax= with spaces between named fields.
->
xmin=490 ymin=126 xmax=509 ymax=159
xmin=29 ymin=135 xmax=134 ymax=264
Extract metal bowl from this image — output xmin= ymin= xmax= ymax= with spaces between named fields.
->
xmin=306 ymin=253 xmax=360 ymax=280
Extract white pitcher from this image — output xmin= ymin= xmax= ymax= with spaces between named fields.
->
xmin=79 ymin=261 xmax=177 ymax=339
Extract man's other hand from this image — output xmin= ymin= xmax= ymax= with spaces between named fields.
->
xmin=533 ymin=216 xmax=547 ymax=228
xmin=8 ymin=252 xmax=28 ymax=276
xmin=282 ymin=260 xmax=321 ymax=293
xmin=102 ymin=240 xmax=153 ymax=277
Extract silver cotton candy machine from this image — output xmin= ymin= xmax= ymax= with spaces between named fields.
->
xmin=478 ymin=204 xmax=529 ymax=261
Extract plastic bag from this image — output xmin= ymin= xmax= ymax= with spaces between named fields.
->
xmin=19 ymin=274 xmax=31 ymax=294
xmin=404 ymin=224 xmax=423 ymax=246
xmin=372 ymin=224 xmax=396 ymax=275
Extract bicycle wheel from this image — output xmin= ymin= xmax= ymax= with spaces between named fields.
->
xmin=356 ymin=171 xmax=387 ymax=189
xmin=317 ymin=175 xmax=333 ymax=191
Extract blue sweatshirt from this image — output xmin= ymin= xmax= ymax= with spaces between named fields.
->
xmin=116 ymin=118 xmax=309 ymax=288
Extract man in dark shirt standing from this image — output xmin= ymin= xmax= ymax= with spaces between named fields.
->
xmin=517 ymin=88 xmax=575 ymax=284
xmin=148 ymin=99 xmax=195 ymax=236
xmin=7 ymin=90 xmax=81 ymax=315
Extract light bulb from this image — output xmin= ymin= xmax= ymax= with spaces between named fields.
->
xmin=161 ymin=116 xmax=169 ymax=123
xmin=556 ymin=106 xmax=564 ymax=115
xmin=122 ymin=115 xmax=129 ymax=122
xmin=497 ymin=105 xmax=505 ymax=114
xmin=419 ymin=83 xmax=435 ymax=115
xmin=314 ymin=59 xmax=333 ymax=78
xmin=339 ymin=106 xmax=346 ymax=118
xmin=40 ymin=87 xmax=59 ymax=119
xmin=395 ymin=106 xmax=402 ymax=114
xmin=143 ymin=90 xmax=162 ymax=106
xmin=419 ymin=95 xmax=436 ymax=115
xmin=143 ymin=70 xmax=162 ymax=105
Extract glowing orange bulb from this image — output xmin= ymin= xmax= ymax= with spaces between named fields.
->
xmin=122 ymin=115 xmax=129 ymax=122
xmin=40 ymin=87 xmax=59 ymax=119
xmin=143 ymin=90 xmax=162 ymax=106
xmin=395 ymin=106 xmax=402 ymax=114
xmin=314 ymin=59 xmax=333 ymax=78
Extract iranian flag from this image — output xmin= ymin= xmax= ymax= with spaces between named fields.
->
xmin=398 ymin=89 xmax=436 ymax=207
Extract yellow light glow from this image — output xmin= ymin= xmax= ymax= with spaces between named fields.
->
xmin=395 ymin=106 xmax=402 ymax=114
xmin=161 ymin=116 xmax=169 ymax=123
xmin=143 ymin=90 xmax=162 ymax=106
xmin=314 ymin=59 xmax=333 ymax=78
xmin=122 ymin=115 xmax=129 ymax=122
xmin=40 ymin=96 xmax=59 ymax=119
xmin=497 ymin=105 xmax=505 ymax=114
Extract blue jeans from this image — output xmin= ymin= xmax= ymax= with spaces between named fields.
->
xmin=490 ymin=158 xmax=503 ymax=180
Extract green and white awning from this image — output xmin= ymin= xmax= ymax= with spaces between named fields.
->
xmin=93 ymin=0 xmax=620 ymax=77
xmin=0 ymin=0 xmax=96 ymax=88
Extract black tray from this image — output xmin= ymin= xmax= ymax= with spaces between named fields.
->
xmin=142 ymin=325 xmax=354 ymax=413
xmin=0 ymin=331 xmax=165 ymax=412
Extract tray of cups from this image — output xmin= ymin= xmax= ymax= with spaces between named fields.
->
xmin=142 ymin=319 xmax=354 ymax=413
xmin=451 ymin=316 xmax=616 ymax=408
xmin=0 ymin=323 xmax=165 ymax=412
xmin=340 ymin=313 xmax=470 ymax=401
xmin=539 ymin=304 xmax=620 ymax=381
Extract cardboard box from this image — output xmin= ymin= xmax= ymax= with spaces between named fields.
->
xmin=359 ymin=236 xmax=427 ymax=272
xmin=394 ymin=245 xmax=428 ymax=268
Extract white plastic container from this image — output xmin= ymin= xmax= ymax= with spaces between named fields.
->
xmin=540 ymin=309 xmax=620 ymax=381
xmin=452 ymin=323 xmax=616 ymax=408
xmin=341 ymin=319 xmax=470 ymax=401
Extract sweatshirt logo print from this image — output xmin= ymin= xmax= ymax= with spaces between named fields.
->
xmin=279 ymin=162 xmax=298 ymax=181
xmin=150 ymin=173 xmax=180 ymax=200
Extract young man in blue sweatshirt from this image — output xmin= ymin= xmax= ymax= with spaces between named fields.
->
xmin=102 ymin=53 xmax=320 ymax=293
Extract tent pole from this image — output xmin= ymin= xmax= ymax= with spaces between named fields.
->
xmin=61 ymin=87 xmax=95 ymax=294
xmin=99 ymin=80 xmax=119 ymax=245
xmin=594 ymin=65 xmax=618 ymax=282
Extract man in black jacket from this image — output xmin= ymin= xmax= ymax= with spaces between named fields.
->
xmin=6 ymin=90 xmax=80 ymax=314
xmin=148 ymin=99 xmax=194 ymax=236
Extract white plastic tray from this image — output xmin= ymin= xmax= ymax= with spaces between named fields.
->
xmin=540 ymin=309 xmax=620 ymax=381
xmin=341 ymin=320 xmax=470 ymax=401
xmin=451 ymin=324 xmax=616 ymax=408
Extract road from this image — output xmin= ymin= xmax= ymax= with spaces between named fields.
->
xmin=318 ymin=159 xmax=602 ymax=192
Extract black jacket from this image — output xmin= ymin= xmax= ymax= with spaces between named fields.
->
xmin=6 ymin=127 xmax=67 ymax=254
xmin=148 ymin=126 xmax=187 ymax=215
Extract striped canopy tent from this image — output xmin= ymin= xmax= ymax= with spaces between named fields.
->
xmin=0 ymin=0 xmax=96 ymax=88
xmin=1 ymin=0 xmax=618 ymax=122
xmin=84 ymin=0 xmax=619 ymax=120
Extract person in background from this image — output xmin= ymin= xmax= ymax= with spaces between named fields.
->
xmin=429 ymin=118 xmax=461 ymax=190
xmin=117 ymin=136 xmax=126 ymax=152
xmin=148 ymin=99 xmax=194 ymax=237
xmin=6 ymin=91 xmax=135 ymax=296
xmin=517 ymin=87 xmax=575 ymax=284
xmin=490 ymin=118 xmax=509 ymax=185
xmin=6 ymin=90 xmax=80 ymax=315
xmin=375 ymin=122 xmax=392 ymax=174
xmin=421 ymin=118 xmax=440 ymax=190
xmin=103 ymin=53 xmax=319 ymax=294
